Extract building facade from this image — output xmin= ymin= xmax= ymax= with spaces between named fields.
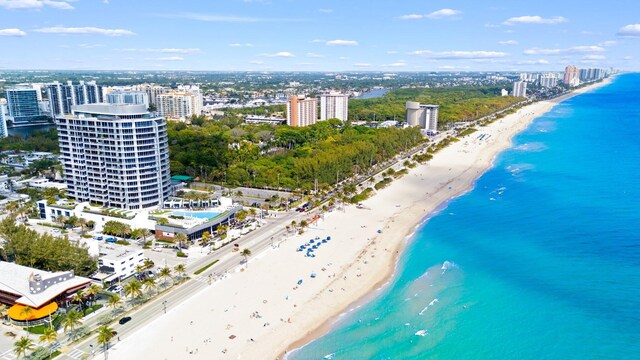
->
xmin=512 ymin=81 xmax=528 ymax=97
xmin=320 ymin=93 xmax=349 ymax=121
xmin=157 ymin=91 xmax=202 ymax=121
xmin=0 ymin=102 xmax=8 ymax=137
xmin=47 ymin=81 xmax=103 ymax=118
xmin=6 ymin=87 xmax=42 ymax=125
xmin=106 ymin=91 xmax=150 ymax=108
xmin=563 ymin=65 xmax=580 ymax=87
xmin=540 ymin=74 xmax=559 ymax=88
xmin=57 ymin=104 xmax=171 ymax=210
xmin=405 ymin=102 xmax=439 ymax=131
xmin=287 ymin=95 xmax=318 ymax=127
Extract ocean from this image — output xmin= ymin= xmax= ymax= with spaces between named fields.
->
xmin=290 ymin=73 xmax=640 ymax=359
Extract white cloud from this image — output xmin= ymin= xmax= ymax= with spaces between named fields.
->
xmin=598 ymin=40 xmax=616 ymax=47
xmin=516 ymin=59 xmax=550 ymax=65
xmin=78 ymin=43 xmax=105 ymax=48
xmin=261 ymin=51 xmax=295 ymax=57
xmin=498 ymin=40 xmax=518 ymax=45
xmin=617 ymin=24 xmax=640 ymax=37
xmin=306 ymin=52 xmax=324 ymax=58
xmin=0 ymin=0 xmax=74 ymax=10
xmin=228 ymin=43 xmax=253 ymax=47
xmin=399 ymin=14 xmax=424 ymax=20
xmin=156 ymin=12 xmax=305 ymax=23
xmin=623 ymin=56 xmax=633 ymax=60
xmin=145 ymin=56 xmax=184 ymax=61
xmin=523 ymin=45 xmax=604 ymax=55
xmin=426 ymin=8 xmax=461 ymax=19
xmin=338 ymin=56 xmax=349 ymax=60
xmin=399 ymin=9 xmax=461 ymax=20
xmin=438 ymin=65 xmax=470 ymax=70
xmin=249 ymin=60 xmax=265 ymax=65
xmin=294 ymin=62 xmax=316 ymax=66
xmin=485 ymin=23 xmax=500 ymax=28
xmin=409 ymin=50 xmax=509 ymax=59
xmin=326 ymin=39 xmax=358 ymax=46
xmin=310 ymin=39 xmax=325 ymax=43
xmin=383 ymin=61 xmax=407 ymax=67
xmin=353 ymin=63 xmax=371 ymax=67
xmin=386 ymin=50 xmax=398 ymax=54
xmin=318 ymin=8 xmax=332 ymax=13
xmin=503 ymin=16 xmax=567 ymax=25
xmin=119 ymin=48 xmax=200 ymax=54
xmin=0 ymin=28 xmax=26 ymax=36
xmin=582 ymin=54 xmax=606 ymax=60
xmin=34 ymin=26 xmax=135 ymax=36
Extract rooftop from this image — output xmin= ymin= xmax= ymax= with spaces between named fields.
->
xmin=70 ymin=103 xmax=149 ymax=116
xmin=0 ymin=261 xmax=92 ymax=308
xmin=99 ymin=244 xmax=143 ymax=261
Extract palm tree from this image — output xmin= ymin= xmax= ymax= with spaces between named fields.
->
xmin=158 ymin=267 xmax=172 ymax=288
xmin=240 ymin=248 xmax=252 ymax=266
xmin=106 ymin=294 xmax=122 ymax=315
xmin=200 ymin=231 xmax=211 ymax=246
xmin=13 ymin=336 xmax=34 ymax=359
xmin=139 ymin=228 xmax=151 ymax=246
xmin=174 ymin=233 xmax=188 ymax=250
xmin=0 ymin=304 xmax=7 ymax=320
xmin=71 ymin=289 xmax=86 ymax=311
xmin=39 ymin=328 xmax=58 ymax=359
xmin=143 ymin=258 xmax=154 ymax=269
xmin=20 ymin=306 xmax=33 ymax=333
xmin=96 ymin=325 xmax=115 ymax=360
xmin=143 ymin=277 xmax=157 ymax=296
xmin=84 ymin=283 xmax=102 ymax=306
xmin=77 ymin=218 xmax=88 ymax=235
xmin=174 ymin=263 xmax=186 ymax=280
xmin=123 ymin=279 xmax=143 ymax=303
xmin=216 ymin=224 xmax=228 ymax=238
xmin=248 ymin=207 xmax=257 ymax=220
xmin=61 ymin=310 xmax=83 ymax=341
xmin=135 ymin=265 xmax=145 ymax=277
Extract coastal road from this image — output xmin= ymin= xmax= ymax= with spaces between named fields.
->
xmin=57 ymin=210 xmax=301 ymax=359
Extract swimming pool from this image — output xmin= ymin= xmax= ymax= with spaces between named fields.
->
xmin=171 ymin=211 xmax=220 ymax=220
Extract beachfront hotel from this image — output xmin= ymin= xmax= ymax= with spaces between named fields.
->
xmin=405 ymin=102 xmax=439 ymax=131
xmin=0 ymin=261 xmax=91 ymax=324
xmin=287 ymin=95 xmax=318 ymax=127
xmin=512 ymin=81 xmax=528 ymax=97
xmin=56 ymin=103 xmax=172 ymax=210
xmin=320 ymin=93 xmax=349 ymax=121
xmin=564 ymin=65 xmax=580 ymax=87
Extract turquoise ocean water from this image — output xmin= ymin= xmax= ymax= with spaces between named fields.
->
xmin=290 ymin=73 xmax=640 ymax=359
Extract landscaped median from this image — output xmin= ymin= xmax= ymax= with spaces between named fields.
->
xmin=194 ymin=259 xmax=220 ymax=275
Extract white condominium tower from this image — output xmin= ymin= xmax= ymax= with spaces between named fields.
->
xmin=287 ymin=95 xmax=318 ymax=127
xmin=157 ymin=91 xmax=203 ymax=121
xmin=47 ymin=81 xmax=103 ymax=117
xmin=512 ymin=81 xmax=527 ymax=97
xmin=320 ymin=93 xmax=349 ymax=121
xmin=57 ymin=104 xmax=171 ymax=210
xmin=405 ymin=102 xmax=439 ymax=131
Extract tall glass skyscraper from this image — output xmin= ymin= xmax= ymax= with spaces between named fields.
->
xmin=6 ymin=88 xmax=42 ymax=125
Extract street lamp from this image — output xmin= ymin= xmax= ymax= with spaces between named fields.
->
xmin=162 ymin=300 xmax=167 ymax=314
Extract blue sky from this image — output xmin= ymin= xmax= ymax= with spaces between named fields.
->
xmin=0 ymin=0 xmax=638 ymax=71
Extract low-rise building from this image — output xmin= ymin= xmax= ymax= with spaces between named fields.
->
xmin=97 ymin=244 xmax=145 ymax=280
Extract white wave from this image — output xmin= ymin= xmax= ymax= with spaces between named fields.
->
xmin=415 ymin=329 xmax=428 ymax=337
xmin=324 ymin=353 xmax=335 ymax=359
xmin=514 ymin=142 xmax=548 ymax=152
xmin=419 ymin=298 xmax=439 ymax=315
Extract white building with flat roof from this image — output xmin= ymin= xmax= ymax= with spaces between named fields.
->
xmin=513 ymin=81 xmax=527 ymax=97
xmin=106 ymin=91 xmax=150 ymax=108
xmin=287 ymin=95 xmax=318 ymax=127
xmin=157 ymin=91 xmax=203 ymax=121
xmin=405 ymin=102 xmax=439 ymax=131
xmin=98 ymin=244 xmax=145 ymax=279
xmin=320 ymin=93 xmax=348 ymax=121
xmin=57 ymin=104 xmax=171 ymax=210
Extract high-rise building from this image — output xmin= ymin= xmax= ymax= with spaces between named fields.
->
xmin=56 ymin=104 xmax=171 ymax=210
xmin=106 ymin=91 xmax=149 ymax=108
xmin=405 ymin=102 xmax=439 ymax=131
xmin=563 ymin=65 xmax=580 ymax=87
xmin=512 ymin=81 xmax=527 ymax=97
xmin=320 ymin=93 xmax=348 ymax=121
xmin=6 ymin=87 xmax=41 ymax=125
xmin=540 ymin=74 xmax=559 ymax=88
xmin=47 ymin=81 xmax=103 ymax=118
xmin=0 ymin=101 xmax=8 ymax=138
xmin=156 ymin=91 xmax=202 ymax=121
xmin=287 ymin=96 xmax=318 ymax=127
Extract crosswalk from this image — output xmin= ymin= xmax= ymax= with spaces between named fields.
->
xmin=66 ymin=348 xmax=87 ymax=359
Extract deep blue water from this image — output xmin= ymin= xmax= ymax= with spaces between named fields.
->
xmin=291 ymin=73 xmax=640 ymax=359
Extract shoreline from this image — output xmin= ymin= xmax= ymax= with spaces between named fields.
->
xmin=111 ymin=78 xmax=614 ymax=360
xmin=279 ymin=77 xmax=614 ymax=359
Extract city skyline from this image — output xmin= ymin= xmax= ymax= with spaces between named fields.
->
xmin=0 ymin=0 xmax=638 ymax=72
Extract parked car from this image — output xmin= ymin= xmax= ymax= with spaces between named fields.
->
xmin=105 ymin=237 xmax=116 ymax=243
xmin=118 ymin=316 xmax=132 ymax=325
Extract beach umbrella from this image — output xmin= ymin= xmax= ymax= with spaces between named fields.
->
xmin=297 ymin=279 xmax=303 ymax=285
xmin=327 ymin=236 xmax=331 ymax=240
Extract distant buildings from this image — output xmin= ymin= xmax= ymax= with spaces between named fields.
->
xmin=501 ymin=89 xmax=509 ymax=97
xmin=157 ymin=89 xmax=203 ymax=121
xmin=564 ymin=65 xmax=580 ymax=87
xmin=0 ymin=101 xmax=8 ymax=137
xmin=320 ymin=93 xmax=349 ymax=121
xmin=47 ymin=80 xmax=103 ymax=117
xmin=540 ymin=73 xmax=559 ymax=88
xmin=5 ymin=86 xmax=44 ymax=125
xmin=579 ymin=68 xmax=605 ymax=82
xmin=287 ymin=95 xmax=318 ymax=127
xmin=512 ymin=81 xmax=528 ymax=97
xmin=106 ymin=91 xmax=150 ymax=108
xmin=405 ymin=102 xmax=439 ymax=131
xmin=56 ymin=104 xmax=171 ymax=210
xmin=245 ymin=115 xmax=286 ymax=125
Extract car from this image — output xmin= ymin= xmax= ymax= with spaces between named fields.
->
xmin=106 ymin=237 xmax=116 ymax=243
xmin=118 ymin=316 xmax=132 ymax=325
xmin=109 ymin=285 xmax=122 ymax=293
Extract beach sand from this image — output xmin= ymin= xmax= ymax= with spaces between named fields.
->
xmin=111 ymin=79 xmax=612 ymax=360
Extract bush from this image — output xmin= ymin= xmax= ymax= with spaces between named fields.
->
xmin=83 ymin=304 xmax=103 ymax=317
xmin=177 ymin=251 xmax=187 ymax=258
xmin=374 ymin=177 xmax=393 ymax=190
xmin=115 ymin=240 xmax=130 ymax=246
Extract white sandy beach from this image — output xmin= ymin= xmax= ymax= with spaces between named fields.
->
xmin=110 ymin=79 xmax=612 ymax=360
